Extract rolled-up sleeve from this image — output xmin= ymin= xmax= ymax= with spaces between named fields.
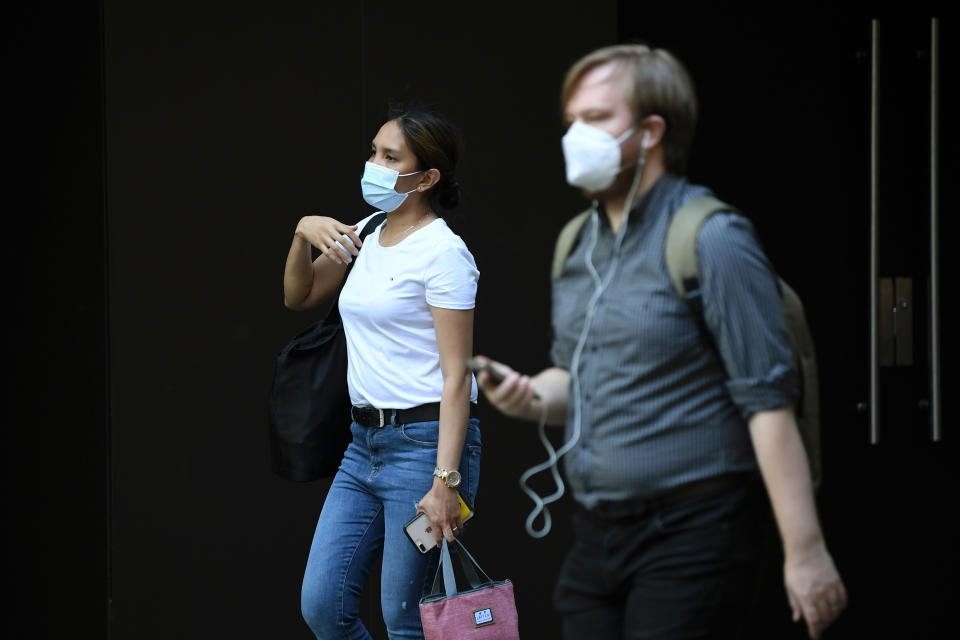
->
xmin=697 ymin=212 xmax=798 ymax=419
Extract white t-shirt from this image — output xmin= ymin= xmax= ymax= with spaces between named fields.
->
xmin=339 ymin=212 xmax=480 ymax=409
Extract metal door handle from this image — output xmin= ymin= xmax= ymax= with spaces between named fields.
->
xmin=929 ymin=18 xmax=941 ymax=442
xmin=870 ymin=19 xmax=880 ymax=445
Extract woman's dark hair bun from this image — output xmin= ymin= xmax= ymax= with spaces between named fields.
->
xmin=387 ymin=101 xmax=464 ymax=213
xmin=435 ymin=177 xmax=460 ymax=210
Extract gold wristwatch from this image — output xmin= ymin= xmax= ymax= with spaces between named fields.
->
xmin=434 ymin=466 xmax=462 ymax=489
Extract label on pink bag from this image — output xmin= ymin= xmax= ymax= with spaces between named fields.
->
xmin=473 ymin=607 xmax=494 ymax=627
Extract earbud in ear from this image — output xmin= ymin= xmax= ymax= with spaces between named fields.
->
xmin=641 ymin=130 xmax=651 ymax=149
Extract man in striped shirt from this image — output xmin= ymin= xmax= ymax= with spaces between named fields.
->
xmin=475 ymin=44 xmax=845 ymax=639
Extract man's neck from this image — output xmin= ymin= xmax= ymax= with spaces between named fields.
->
xmin=601 ymin=163 xmax=665 ymax=233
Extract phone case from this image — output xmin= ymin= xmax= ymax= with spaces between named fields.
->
xmin=458 ymin=492 xmax=475 ymax=523
xmin=404 ymin=512 xmax=436 ymax=554
xmin=404 ymin=493 xmax=475 ymax=554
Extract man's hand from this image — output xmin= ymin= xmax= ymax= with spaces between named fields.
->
xmin=785 ymin=543 xmax=847 ymax=639
xmin=472 ymin=356 xmax=539 ymax=420
xmin=748 ymin=408 xmax=847 ymax=639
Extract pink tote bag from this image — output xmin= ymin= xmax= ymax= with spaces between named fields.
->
xmin=419 ymin=538 xmax=519 ymax=640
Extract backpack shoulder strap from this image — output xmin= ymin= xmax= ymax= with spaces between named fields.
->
xmin=664 ymin=195 xmax=739 ymax=300
xmin=329 ymin=212 xmax=386 ymax=309
xmin=551 ymin=207 xmax=595 ymax=280
xmin=776 ymin=277 xmax=822 ymax=490
xmin=665 ymin=197 xmax=823 ymax=490
xmin=359 ymin=212 xmax=387 ymax=243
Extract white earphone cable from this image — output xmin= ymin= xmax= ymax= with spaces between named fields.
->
xmin=520 ymin=131 xmax=650 ymax=538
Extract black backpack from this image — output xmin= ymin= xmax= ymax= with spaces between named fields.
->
xmin=268 ymin=212 xmax=386 ymax=482
xmin=551 ymin=196 xmax=822 ymax=489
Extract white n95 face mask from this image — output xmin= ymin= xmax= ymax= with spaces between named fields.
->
xmin=360 ymin=161 xmax=422 ymax=212
xmin=561 ymin=121 xmax=635 ymax=192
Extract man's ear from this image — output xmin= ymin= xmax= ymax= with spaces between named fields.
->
xmin=640 ymin=115 xmax=667 ymax=149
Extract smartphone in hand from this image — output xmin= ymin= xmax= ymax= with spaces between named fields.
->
xmin=403 ymin=493 xmax=474 ymax=554
xmin=464 ymin=357 xmax=505 ymax=385
xmin=403 ymin=512 xmax=435 ymax=554
xmin=465 ymin=357 xmax=540 ymax=400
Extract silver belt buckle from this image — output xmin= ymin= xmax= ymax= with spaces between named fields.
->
xmin=376 ymin=408 xmax=385 ymax=428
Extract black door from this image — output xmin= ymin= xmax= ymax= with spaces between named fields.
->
xmin=618 ymin=8 xmax=955 ymax=637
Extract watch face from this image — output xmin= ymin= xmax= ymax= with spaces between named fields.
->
xmin=446 ymin=470 xmax=462 ymax=488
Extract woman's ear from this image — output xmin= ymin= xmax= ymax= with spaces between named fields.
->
xmin=417 ymin=168 xmax=442 ymax=192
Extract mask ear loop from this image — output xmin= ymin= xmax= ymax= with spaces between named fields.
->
xmin=519 ymin=129 xmax=651 ymax=539
xmin=397 ymin=169 xmax=426 ymax=196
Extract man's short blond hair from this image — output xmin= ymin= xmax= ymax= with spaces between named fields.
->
xmin=562 ymin=44 xmax=698 ymax=175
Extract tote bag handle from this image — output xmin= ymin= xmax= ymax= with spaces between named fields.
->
xmin=430 ymin=538 xmax=494 ymax=599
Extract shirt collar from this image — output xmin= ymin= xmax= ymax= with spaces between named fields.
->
xmin=595 ymin=172 xmax=682 ymax=229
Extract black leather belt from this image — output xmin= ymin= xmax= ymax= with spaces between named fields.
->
xmin=585 ymin=474 xmax=752 ymax=521
xmin=351 ymin=402 xmax=478 ymax=428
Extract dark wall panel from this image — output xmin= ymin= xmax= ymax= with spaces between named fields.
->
xmin=104 ymin=2 xmax=365 ymax=637
xmin=5 ymin=3 xmax=108 ymax=638
xmin=105 ymin=2 xmax=615 ymax=638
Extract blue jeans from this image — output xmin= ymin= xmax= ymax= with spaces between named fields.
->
xmin=301 ymin=418 xmax=481 ymax=639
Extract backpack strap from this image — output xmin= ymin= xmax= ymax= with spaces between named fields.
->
xmin=664 ymin=195 xmax=740 ymax=313
xmin=343 ymin=212 xmax=386 ymax=275
xmin=551 ymin=207 xmax=595 ymax=280
xmin=664 ymin=197 xmax=822 ymax=489
xmin=358 ymin=212 xmax=387 ymax=246
xmin=325 ymin=212 xmax=387 ymax=319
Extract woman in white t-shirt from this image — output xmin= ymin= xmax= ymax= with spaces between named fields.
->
xmin=284 ymin=105 xmax=481 ymax=640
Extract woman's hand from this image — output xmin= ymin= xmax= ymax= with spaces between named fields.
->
xmin=295 ymin=216 xmax=362 ymax=265
xmin=417 ymin=482 xmax=462 ymax=547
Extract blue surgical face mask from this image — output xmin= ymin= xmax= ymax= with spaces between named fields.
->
xmin=360 ymin=161 xmax=423 ymax=212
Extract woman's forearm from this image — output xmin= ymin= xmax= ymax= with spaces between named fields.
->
xmin=435 ymin=372 xmax=471 ymax=474
xmin=283 ymin=229 xmax=316 ymax=309
xmin=283 ymin=216 xmax=353 ymax=310
xmin=429 ymin=305 xmax=475 ymax=476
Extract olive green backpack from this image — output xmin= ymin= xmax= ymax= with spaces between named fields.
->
xmin=551 ymin=195 xmax=822 ymax=489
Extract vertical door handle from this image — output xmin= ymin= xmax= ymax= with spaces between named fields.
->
xmin=870 ymin=19 xmax=880 ymax=445
xmin=929 ymin=18 xmax=941 ymax=442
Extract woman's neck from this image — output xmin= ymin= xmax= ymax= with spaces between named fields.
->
xmin=380 ymin=202 xmax=436 ymax=246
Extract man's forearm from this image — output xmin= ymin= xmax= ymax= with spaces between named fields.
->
xmin=748 ymin=408 xmax=823 ymax=556
xmin=526 ymin=367 xmax=571 ymax=425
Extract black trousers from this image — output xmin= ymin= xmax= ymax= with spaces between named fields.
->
xmin=554 ymin=475 xmax=767 ymax=640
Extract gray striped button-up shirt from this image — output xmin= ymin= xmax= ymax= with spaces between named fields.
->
xmin=550 ymin=173 xmax=797 ymax=508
